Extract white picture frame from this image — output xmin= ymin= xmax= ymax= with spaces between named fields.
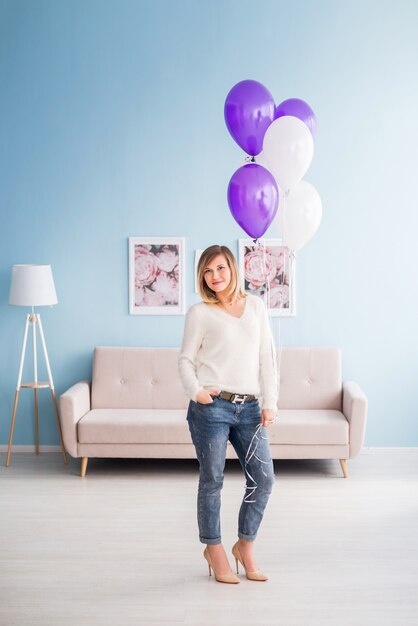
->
xmin=238 ymin=238 xmax=296 ymax=316
xmin=128 ymin=237 xmax=186 ymax=315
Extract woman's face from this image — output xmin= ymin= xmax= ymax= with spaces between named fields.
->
xmin=203 ymin=254 xmax=232 ymax=296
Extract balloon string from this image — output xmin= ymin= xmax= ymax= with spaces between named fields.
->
xmin=243 ymin=238 xmax=281 ymax=504
xmin=260 ymin=239 xmax=281 ymax=418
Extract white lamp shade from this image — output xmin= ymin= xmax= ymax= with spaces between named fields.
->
xmin=9 ymin=265 xmax=58 ymax=306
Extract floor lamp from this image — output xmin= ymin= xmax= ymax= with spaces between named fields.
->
xmin=5 ymin=264 xmax=68 ymax=467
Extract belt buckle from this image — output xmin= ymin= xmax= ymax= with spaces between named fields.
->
xmin=232 ymin=394 xmax=247 ymax=404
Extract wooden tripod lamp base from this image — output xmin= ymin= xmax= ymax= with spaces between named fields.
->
xmin=5 ymin=314 xmax=68 ymax=467
xmin=6 ymin=265 xmax=68 ymax=467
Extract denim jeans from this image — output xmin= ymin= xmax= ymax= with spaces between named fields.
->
xmin=187 ymin=395 xmax=275 ymax=545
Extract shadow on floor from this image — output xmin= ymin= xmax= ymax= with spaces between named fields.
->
xmin=63 ymin=456 xmax=343 ymax=479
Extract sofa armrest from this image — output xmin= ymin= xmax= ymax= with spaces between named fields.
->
xmin=342 ymin=381 xmax=368 ymax=459
xmin=59 ymin=381 xmax=91 ymax=458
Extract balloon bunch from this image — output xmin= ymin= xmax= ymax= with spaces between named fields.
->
xmin=225 ymin=80 xmax=322 ymax=251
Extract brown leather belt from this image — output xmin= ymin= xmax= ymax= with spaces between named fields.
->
xmin=219 ymin=390 xmax=257 ymax=404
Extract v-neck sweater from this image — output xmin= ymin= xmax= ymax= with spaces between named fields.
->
xmin=178 ymin=293 xmax=278 ymax=410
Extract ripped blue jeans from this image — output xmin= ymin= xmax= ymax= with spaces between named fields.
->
xmin=187 ymin=395 xmax=275 ymax=545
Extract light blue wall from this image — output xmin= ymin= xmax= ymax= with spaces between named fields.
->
xmin=1 ymin=0 xmax=417 ymax=446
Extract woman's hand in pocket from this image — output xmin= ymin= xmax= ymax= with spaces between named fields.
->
xmin=196 ymin=389 xmax=220 ymax=405
xmin=262 ymin=408 xmax=277 ymax=427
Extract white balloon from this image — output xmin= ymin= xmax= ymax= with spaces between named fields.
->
xmin=274 ymin=189 xmax=285 ymax=236
xmin=277 ymin=180 xmax=322 ymax=251
xmin=262 ymin=116 xmax=314 ymax=191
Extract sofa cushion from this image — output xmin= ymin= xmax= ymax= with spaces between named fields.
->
xmin=78 ymin=408 xmax=348 ymax=447
xmin=78 ymin=409 xmax=191 ymax=444
xmin=270 ymin=409 xmax=349 ymax=445
xmin=278 ymin=347 xmax=342 ymax=410
xmin=91 ymin=347 xmax=189 ymax=410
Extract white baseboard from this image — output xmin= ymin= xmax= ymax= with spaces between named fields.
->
xmin=0 ymin=445 xmax=62 ymax=452
xmin=360 ymin=447 xmax=418 ymax=453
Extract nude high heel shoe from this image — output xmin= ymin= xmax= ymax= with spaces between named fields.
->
xmin=232 ymin=542 xmax=268 ymax=581
xmin=203 ymin=547 xmax=240 ymax=584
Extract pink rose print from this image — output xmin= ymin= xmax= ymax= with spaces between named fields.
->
xmin=244 ymin=250 xmax=276 ymax=289
xmin=243 ymin=244 xmax=291 ymax=310
xmin=134 ymin=243 xmax=180 ymax=308
xmin=263 ymin=283 xmax=289 ymax=309
xmin=135 ymin=286 xmax=166 ymax=307
xmin=269 ymin=247 xmax=286 ymax=275
xmin=151 ymin=271 xmax=179 ymax=304
xmin=135 ymin=247 xmax=159 ymax=287
xmin=157 ymin=247 xmax=179 ymax=273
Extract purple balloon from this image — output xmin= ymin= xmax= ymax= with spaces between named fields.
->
xmin=275 ymin=98 xmax=316 ymax=137
xmin=224 ymin=80 xmax=275 ymax=156
xmin=227 ymin=164 xmax=279 ymax=239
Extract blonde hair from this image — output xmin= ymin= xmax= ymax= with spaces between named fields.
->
xmin=197 ymin=245 xmax=246 ymax=304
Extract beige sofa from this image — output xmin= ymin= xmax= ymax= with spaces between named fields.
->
xmin=59 ymin=346 xmax=367 ymax=478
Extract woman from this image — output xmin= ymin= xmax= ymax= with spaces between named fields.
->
xmin=178 ymin=244 xmax=278 ymax=584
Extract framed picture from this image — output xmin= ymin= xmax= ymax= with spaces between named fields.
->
xmin=128 ymin=237 xmax=185 ymax=315
xmin=194 ymin=249 xmax=203 ymax=293
xmin=238 ymin=238 xmax=296 ymax=316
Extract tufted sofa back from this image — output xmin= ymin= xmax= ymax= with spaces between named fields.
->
xmin=91 ymin=346 xmax=342 ymax=411
xmin=91 ymin=347 xmax=189 ymax=410
xmin=277 ymin=347 xmax=342 ymax=410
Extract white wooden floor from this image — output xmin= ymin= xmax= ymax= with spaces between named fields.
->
xmin=0 ymin=449 xmax=417 ymax=626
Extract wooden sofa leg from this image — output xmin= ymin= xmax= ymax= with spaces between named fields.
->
xmin=80 ymin=457 xmax=88 ymax=477
xmin=339 ymin=459 xmax=348 ymax=478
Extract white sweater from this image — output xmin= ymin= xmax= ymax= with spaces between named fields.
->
xmin=178 ymin=293 xmax=278 ymax=410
